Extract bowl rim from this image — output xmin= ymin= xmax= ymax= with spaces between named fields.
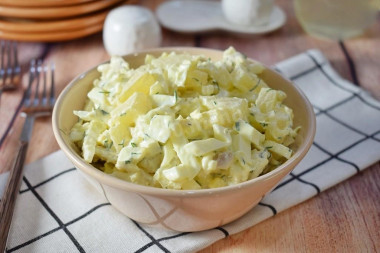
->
xmin=52 ymin=46 xmax=316 ymax=197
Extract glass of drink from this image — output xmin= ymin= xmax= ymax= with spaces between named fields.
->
xmin=293 ymin=0 xmax=379 ymax=40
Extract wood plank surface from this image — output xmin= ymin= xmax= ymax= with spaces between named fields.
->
xmin=0 ymin=0 xmax=379 ymax=252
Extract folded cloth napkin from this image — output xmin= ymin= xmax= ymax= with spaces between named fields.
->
xmin=2 ymin=50 xmax=380 ymax=253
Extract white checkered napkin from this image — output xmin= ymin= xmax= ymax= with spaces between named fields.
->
xmin=2 ymin=50 xmax=380 ymax=253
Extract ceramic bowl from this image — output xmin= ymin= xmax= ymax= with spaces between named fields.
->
xmin=52 ymin=47 xmax=316 ymax=232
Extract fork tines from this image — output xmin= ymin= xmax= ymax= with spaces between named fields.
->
xmin=0 ymin=40 xmax=20 ymax=90
xmin=23 ymin=59 xmax=55 ymax=113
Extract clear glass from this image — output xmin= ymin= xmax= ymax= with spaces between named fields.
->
xmin=294 ymin=0 xmax=379 ymax=40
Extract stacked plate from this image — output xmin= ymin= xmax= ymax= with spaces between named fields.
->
xmin=0 ymin=0 xmax=137 ymax=42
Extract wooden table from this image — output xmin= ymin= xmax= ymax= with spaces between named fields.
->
xmin=0 ymin=0 xmax=379 ymax=251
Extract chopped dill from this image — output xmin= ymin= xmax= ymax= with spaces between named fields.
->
xmin=174 ymin=90 xmax=178 ymax=103
xmin=118 ymin=139 xmax=125 ymax=147
xmin=104 ymin=140 xmax=113 ymax=150
xmin=100 ymin=109 xmax=109 ymax=115
xmin=250 ymin=79 xmax=261 ymax=92
xmin=229 ymin=62 xmax=236 ymax=73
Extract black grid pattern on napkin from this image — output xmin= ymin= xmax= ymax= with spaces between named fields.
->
xmin=249 ymin=51 xmax=379 ymax=217
xmin=6 ymin=51 xmax=380 ymax=253
xmin=7 ymin=169 xmax=110 ymax=253
xmin=7 ymin=168 xmax=228 ymax=253
xmin=272 ymin=52 xmax=380 ymax=198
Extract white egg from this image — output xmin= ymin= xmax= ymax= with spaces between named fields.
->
xmin=221 ymin=0 xmax=274 ymax=26
xmin=103 ymin=6 xmax=162 ymax=56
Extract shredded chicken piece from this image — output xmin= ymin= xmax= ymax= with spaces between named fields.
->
xmin=216 ymin=152 xmax=234 ymax=170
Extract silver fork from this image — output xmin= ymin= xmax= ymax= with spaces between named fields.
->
xmin=0 ymin=59 xmax=55 ymax=251
xmin=0 ymin=41 xmax=21 ymax=104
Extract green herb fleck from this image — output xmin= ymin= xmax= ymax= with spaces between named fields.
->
xmin=100 ymin=109 xmax=109 ymax=115
xmin=250 ymin=79 xmax=261 ymax=92
xmin=213 ymin=101 xmax=217 ymax=105
xmin=118 ymin=139 xmax=125 ymax=147
xmin=260 ymin=147 xmax=272 ymax=159
xmin=99 ymin=91 xmax=110 ymax=94
xmin=131 ymin=142 xmax=137 ymax=148
xmin=235 ymin=121 xmax=240 ymax=131
xmin=120 ymin=112 xmax=126 ymax=117
xmin=266 ymin=88 xmax=273 ymax=93
xmin=260 ymin=122 xmax=268 ymax=127
xmin=192 ymin=77 xmax=199 ymax=82
xmin=228 ymin=62 xmax=236 ymax=73
xmin=174 ymin=90 xmax=178 ymax=103
xmin=125 ymin=160 xmax=131 ymax=164
xmin=131 ymin=152 xmax=140 ymax=156
xmin=212 ymin=80 xmax=220 ymax=92
xmin=242 ymin=158 xmax=246 ymax=164
xmin=104 ymin=140 xmax=113 ymax=150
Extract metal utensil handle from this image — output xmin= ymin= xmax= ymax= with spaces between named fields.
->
xmin=0 ymin=141 xmax=28 ymax=252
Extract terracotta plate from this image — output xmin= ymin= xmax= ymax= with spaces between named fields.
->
xmin=0 ymin=0 xmax=124 ymax=20
xmin=0 ymin=9 xmax=108 ymax=33
xmin=0 ymin=0 xmax=95 ymax=7
xmin=0 ymin=22 xmax=103 ymax=42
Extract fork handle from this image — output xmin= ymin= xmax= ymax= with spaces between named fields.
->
xmin=0 ymin=141 xmax=28 ymax=252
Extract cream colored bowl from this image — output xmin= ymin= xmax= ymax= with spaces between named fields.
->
xmin=52 ymin=47 xmax=316 ymax=232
